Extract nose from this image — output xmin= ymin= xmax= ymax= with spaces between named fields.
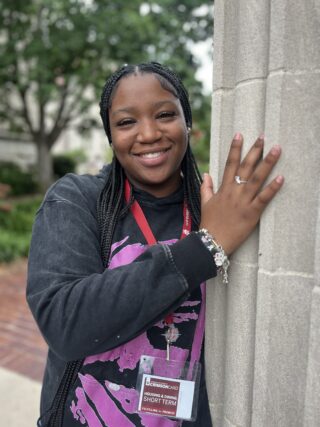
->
xmin=136 ymin=118 xmax=161 ymax=144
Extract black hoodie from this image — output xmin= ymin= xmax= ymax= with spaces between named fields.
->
xmin=27 ymin=165 xmax=215 ymax=426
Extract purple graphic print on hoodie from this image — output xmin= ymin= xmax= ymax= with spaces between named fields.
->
xmin=70 ymin=237 xmax=205 ymax=427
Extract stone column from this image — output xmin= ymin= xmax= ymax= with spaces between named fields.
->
xmin=206 ymin=1 xmax=320 ymax=426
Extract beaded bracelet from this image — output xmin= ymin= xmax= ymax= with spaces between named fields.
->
xmin=197 ymin=228 xmax=230 ymax=284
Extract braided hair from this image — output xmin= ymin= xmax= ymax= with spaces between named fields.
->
xmin=97 ymin=62 xmax=202 ymax=267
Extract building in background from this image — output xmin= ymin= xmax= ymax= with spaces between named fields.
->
xmin=0 ymin=113 xmax=108 ymax=176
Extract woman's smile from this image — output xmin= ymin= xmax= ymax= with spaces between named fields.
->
xmin=132 ymin=146 xmax=171 ymax=166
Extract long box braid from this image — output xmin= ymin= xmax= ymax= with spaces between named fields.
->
xmin=98 ymin=62 xmax=203 ymax=267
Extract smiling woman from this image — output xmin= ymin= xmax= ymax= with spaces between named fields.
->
xmin=27 ymin=62 xmax=283 ymax=427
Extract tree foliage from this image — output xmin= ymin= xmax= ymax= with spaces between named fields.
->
xmin=0 ymin=0 xmax=213 ymax=189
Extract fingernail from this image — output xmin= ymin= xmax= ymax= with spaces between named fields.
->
xmin=255 ymin=137 xmax=264 ymax=147
xmin=234 ymin=132 xmax=242 ymax=141
xmin=259 ymin=133 xmax=265 ymax=140
xmin=276 ymin=175 xmax=284 ymax=184
xmin=271 ymin=145 xmax=281 ymax=155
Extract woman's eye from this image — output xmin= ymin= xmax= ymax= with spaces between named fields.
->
xmin=116 ymin=119 xmax=135 ymax=127
xmin=157 ymin=111 xmax=176 ymax=120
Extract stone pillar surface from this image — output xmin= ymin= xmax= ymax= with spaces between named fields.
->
xmin=206 ymin=1 xmax=320 ymax=426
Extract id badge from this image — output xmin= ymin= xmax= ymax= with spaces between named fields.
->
xmin=136 ymin=355 xmax=201 ymax=421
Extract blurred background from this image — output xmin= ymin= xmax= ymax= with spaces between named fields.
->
xmin=0 ymin=1 xmax=213 ymax=424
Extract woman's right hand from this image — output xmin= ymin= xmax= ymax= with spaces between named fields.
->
xmin=199 ymin=133 xmax=284 ymax=255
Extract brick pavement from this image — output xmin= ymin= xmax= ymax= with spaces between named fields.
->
xmin=0 ymin=258 xmax=47 ymax=382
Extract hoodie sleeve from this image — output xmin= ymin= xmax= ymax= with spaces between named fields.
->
xmin=27 ymin=176 xmax=216 ymax=362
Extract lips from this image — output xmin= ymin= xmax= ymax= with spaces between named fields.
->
xmin=133 ymin=147 xmax=171 ymax=166
xmin=134 ymin=148 xmax=170 ymax=158
xmin=139 ymin=150 xmax=168 ymax=159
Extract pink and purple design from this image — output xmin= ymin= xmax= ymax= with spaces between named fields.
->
xmin=70 ymin=237 xmax=205 ymax=426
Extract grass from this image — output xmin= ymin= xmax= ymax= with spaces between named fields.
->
xmin=0 ymin=196 xmax=42 ymax=263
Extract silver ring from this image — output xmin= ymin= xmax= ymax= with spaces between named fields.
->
xmin=235 ymin=175 xmax=248 ymax=184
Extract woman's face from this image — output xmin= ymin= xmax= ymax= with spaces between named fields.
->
xmin=108 ymin=73 xmax=188 ymax=197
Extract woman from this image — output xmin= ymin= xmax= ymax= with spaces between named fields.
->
xmin=27 ymin=62 xmax=283 ymax=427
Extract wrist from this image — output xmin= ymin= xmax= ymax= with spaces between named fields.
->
xmin=199 ymin=223 xmax=233 ymax=255
xmin=196 ymin=228 xmax=230 ymax=284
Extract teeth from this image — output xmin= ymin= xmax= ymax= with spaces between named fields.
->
xmin=140 ymin=151 xmax=164 ymax=159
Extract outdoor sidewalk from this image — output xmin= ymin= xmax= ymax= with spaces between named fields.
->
xmin=0 ymin=367 xmax=41 ymax=426
xmin=0 ymin=258 xmax=47 ymax=426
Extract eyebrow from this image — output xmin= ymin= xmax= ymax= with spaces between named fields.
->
xmin=111 ymin=99 xmax=178 ymax=117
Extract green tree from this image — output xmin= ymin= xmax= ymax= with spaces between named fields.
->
xmin=0 ymin=0 xmax=213 ymax=190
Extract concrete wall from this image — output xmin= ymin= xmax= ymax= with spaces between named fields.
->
xmin=206 ymin=1 xmax=320 ymax=426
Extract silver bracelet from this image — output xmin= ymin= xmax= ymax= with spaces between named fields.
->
xmin=197 ymin=228 xmax=230 ymax=284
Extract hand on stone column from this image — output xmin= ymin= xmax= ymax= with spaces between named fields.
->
xmin=199 ymin=133 xmax=284 ymax=255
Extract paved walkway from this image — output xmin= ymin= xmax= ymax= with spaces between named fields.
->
xmin=0 ymin=258 xmax=47 ymax=426
xmin=0 ymin=367 xmax=42 ymax=426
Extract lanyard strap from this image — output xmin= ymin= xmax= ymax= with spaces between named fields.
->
xmin=124 ymin=179 xmax=191 ymax=326
xmin=124 ymin=179 xmax=191 ymax=245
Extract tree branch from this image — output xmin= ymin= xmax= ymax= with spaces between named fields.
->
xmin=47 ymin=83 xmax=70 ymax=145
xmin=5 ymin=8 xmax=36 ymax=137
xmin=19 ymin=87 xmax=36 ymax=137
xmin=47 ymin=111 xmax=78 ymax=148
xmin=47 ymin=85 xmax=88 ymax=148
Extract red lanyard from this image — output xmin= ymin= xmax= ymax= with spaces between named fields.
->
xmin=124 ymin=179 xmax=191 ymax=325
xmin=124 ymin=179 xmax=191 ymax=243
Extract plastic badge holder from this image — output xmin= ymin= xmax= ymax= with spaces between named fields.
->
xmin=136 ymin=355 xmax=201 ymax=422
